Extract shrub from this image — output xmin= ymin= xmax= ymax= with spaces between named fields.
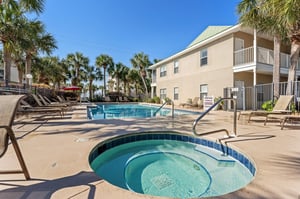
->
xmin=261 ymin=100 xmax=274 ymax=111
xmin=164 ymin=97 xmax=172 ymax=105
xmin=153 ymin=96 xmax=160 ymax=104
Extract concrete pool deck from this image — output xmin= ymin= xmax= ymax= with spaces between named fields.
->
xmin=0 ymin=103 xmax=300 ymax=199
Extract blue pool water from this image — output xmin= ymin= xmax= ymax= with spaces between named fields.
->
xmin=87 ymin=103 xmax=199 ymax=119
xmin=89 ymin=132 xmax=255 ymax=198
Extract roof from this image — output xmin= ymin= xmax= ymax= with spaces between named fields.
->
xmin=149 ymin=24 xmax=240 ymax=70
xmin=187 ymin=26 xmax=232 ymax=48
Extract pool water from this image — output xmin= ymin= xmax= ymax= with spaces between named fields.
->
xmin=90 ymin=136 xmax=254 ymax=198
xmin=87 ymin=103 xmax=199 ymax=119
xmin=125 ymin=152 xmax=211 ymax=197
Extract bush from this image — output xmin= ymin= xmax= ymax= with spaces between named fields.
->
xmin=153 ymin=96 xmax=160 ymax=104
xmin=164 ymin=97 xmax=172 ymax=105
xmin=214 ymin=96 xmax=224 ymax=110
xmin=261 ymin=100 xmax=274 ymax=111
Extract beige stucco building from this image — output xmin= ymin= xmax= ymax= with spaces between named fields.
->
xmin=149 ymin=24 xmax=300 ymax=107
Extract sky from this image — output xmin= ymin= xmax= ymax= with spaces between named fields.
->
xmin=38 ymin=0 xmax=241 ymax=68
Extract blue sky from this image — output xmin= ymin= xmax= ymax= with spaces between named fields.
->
xmin=39 ymin=0 xmax=241 ymax=67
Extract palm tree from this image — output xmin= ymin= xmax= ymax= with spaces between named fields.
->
xmin=127 ymin=69 xmax=142 ymax=97
xmin=269 ymin=0 xmax=300 ymax=95
xmin=85 ymin=65 xmax=103 ymax=101
xmin=64 ymin=52 xmax=89 ymax=86
xmin=109 ymin=62 xmax=127 ymax=94
xmin=95 ymin=54 xmax=114 ymax=96
xmin=32 ymin=56 xmax=68 ymax=89
xmin=21 ymin=19 xmax=57 ymax=86
xmin=120 ymin=66 xmax=130 ymax=95
xmin=130 ymin=52 xmax=151 ymax=96
xmin=238 ymin=0 xmax=300 ymax=95
xmin=0 ymin=0 xmax=45 ymax=86
xmin=237 ymin=0 xmax=288 ymax=98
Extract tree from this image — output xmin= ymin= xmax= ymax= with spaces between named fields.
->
xmin=109 ymin=62 xmax=127 ymax=94
xmin=64 ymin=52 xmax=89 ymax=86
xmin=130 ymin=52 xmax=151 ymax=96
xmin=238 ymin=0 xmax=300 ymax=95
xmin=120 ymin=66 xmax=130 ymax=95
xmin=270 ymin=0 xmax=300 ymax=95
xmin=0 ymin=0 xmax=45 ymax=86
xmin=21 ymin=19 xmax=57 ymax=85
xmin=85 ymin=66 xmax=103 ymax=101
xmin=95 ymin=54 xmax=114 ymax=96
xmin=32 ymin=56 xmax=68 ymax=89
xmin=127 ymin=69 xmax=142 ymax=97
xmin=237 ymin=0 xmax=288 ymax=98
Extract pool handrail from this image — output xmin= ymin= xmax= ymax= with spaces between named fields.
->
xmin=154 ymin=100 xmax=174 ymax=118
xmin=192 ymin=97 xmax=237 ymax=138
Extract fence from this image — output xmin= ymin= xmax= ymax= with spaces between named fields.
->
xmin=224 ymin=81 xmax=300 ymax=111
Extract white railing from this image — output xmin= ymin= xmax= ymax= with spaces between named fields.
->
xmin=234 ymin=46 xmax=300 ymax=69
xmin=234 ymin=46 xmax=254 ymax=65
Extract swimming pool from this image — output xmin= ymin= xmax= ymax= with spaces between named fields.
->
xmin=87 ymin=103 xmax=199 ymax=119
xmin=89 ymin=131 xmax=255 ymax=198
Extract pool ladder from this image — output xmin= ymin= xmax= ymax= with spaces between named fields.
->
xmin=154 ymin=100 xmax=174 ymax=118
xmin=192 ymin=97 xmax=238 ymax=138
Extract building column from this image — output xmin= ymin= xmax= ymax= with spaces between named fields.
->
xmin=253 ymin=28 xmax=257 ymax=64
xmin=253 ymin=68 xmax=257 ymax=86
xmin=253 ymin=28 xmax=257 ymax=87
xmin=151 ymin=86 xmax=154 ymax=98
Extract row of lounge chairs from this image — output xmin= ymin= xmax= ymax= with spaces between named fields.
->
xmin=17 ymin=94 xmax=74 ymax=118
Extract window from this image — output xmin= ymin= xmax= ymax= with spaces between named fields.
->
xmin=200 ymin=49 xmax=208 ymax=66
xmin=174 ymin=87 xmax=179 ymax=100
xmin=160 ymin=65 xmax=167 ymax=77
xmin=200 ymin=84 xmax=208 ymax=100
xmin=174 ymin=60 xmax=179 ymax=74
xmin=160 ymin=88 xmax=167 ymax=100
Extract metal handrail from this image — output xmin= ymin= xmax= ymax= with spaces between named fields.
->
xmin=192 ymin=97 xmax=237 ymax=138
xmin=154 ymin=100 xmax=174 ymax=118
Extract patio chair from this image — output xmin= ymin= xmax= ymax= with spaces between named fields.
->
xmin=280 ymin=115 xmax=300 ymax=130
xmin=18 ymin=99 xmax=64 ymax=118
xmin=0 ymin=95 xmax=30 ymax=179
xmin=180 ymin=97 xmax=200 ymax=107
xmin=104 ymin=96 xmax=112 ymax=102
xmin=118 ymin=96 xmax=129 ymax=102
xmin=57 ymin=95 xmax=77 ymax=105
xmin=246 ymin=95 xmax=294 ymax=123
xmin=32 ymin=94 xmax=68 ymax=115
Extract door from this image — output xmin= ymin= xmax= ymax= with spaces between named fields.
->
xmin=234 ymin=38 xmax=245 ymax=65
xmin=234 ymin=80 xmax=245 ymax=110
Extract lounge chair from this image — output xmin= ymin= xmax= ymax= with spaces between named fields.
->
xmin=31 ymin=94 xmax=68 ymax=115
xmin=280 ymin=115 xmax=300 ymax=130
xmin=57 ymin=95 xmax=77 ymax=105
xmin=0 ymin=95 xmax=30 ymax=179
xmin=180 ymin=97 xmax=200 ymax=107
xmin=245 ymin=95 xmax=294 ymax=123
xmin=18 ymin=99 xmax=64 ymax=118
xmin=104 ymin=96 xmax=112 ymax=102
xmin=118 ymin=96 xmax=129 ymax=102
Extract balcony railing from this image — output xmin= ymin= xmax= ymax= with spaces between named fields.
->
xmin=234 ymin=46 xmax=300 ymax=69
xmin=234 ymin=46 xmax=254 ymax=65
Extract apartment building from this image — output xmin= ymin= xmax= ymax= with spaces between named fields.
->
xmin=149 ymin=24 xmax=300 ymax=107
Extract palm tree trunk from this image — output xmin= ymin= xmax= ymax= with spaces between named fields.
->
xmin=140 ymin=71 xmax=148 ymax=96
xmin=117 ymin=78 xmax=120 ymax=93
xmin=273 ymin=36 xmax=281 ymax=98
xmin=89 ymin=80 xmax=93 ymax=101
xmin=25 ymin=54 xmax=32 ymax=86
xmin=103 ymin=65 xmax=107 ymax=96
xmin=3 ymin=44 xmax=11 ymax=87
xmin=286 ymin=40 xmax=300 ymax=95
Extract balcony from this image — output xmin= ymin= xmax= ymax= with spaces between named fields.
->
xmin=234 ymin=46 xmax=300 ymax=69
